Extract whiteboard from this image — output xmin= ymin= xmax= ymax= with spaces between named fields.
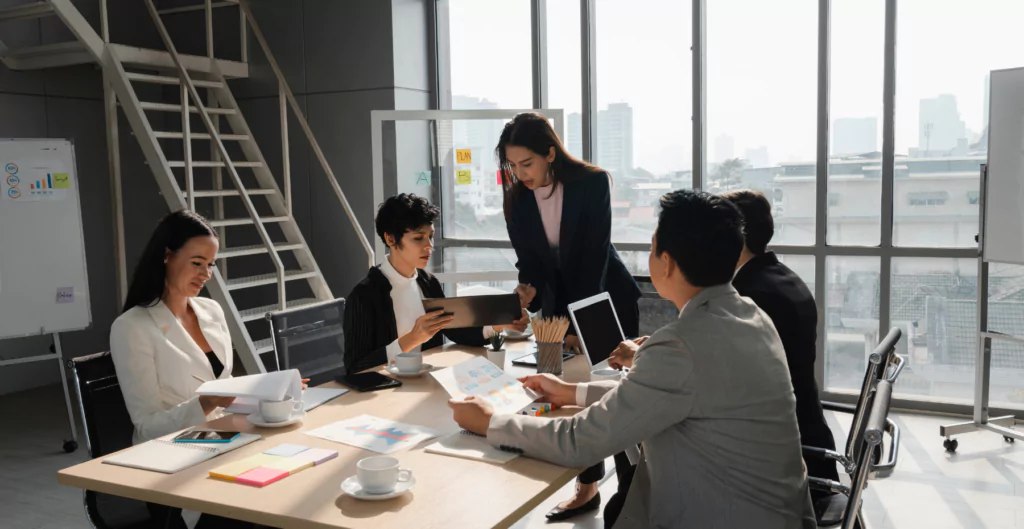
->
xmin=0 ymin=139 xmax=91 ymax=339
xmin=985 ymin=67 xmax=1024 ymax=265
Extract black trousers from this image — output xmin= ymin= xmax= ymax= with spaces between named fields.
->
xmin=146 ymin=503 xmax=258 ymax=529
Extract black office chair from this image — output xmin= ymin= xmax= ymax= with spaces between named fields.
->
xmin=266 ymin=299 xmax=347 ymax=387
xmin=68 ymin=352 xmax=152 ymax=529
xmin=808 ymin=328 xmax=905 ymax=527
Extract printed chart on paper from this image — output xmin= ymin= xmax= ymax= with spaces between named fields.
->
xmin=431 ymin=357 xmax=540 ymax=415
xmin=304 ymin=415 xmax=439 ymax=454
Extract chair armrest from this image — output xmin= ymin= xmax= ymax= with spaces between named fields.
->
xmin=821 ymin=401 xmax=856 ymax=414
xmin=801 ymin=445 xmax=843 ymax=462
xmin=808 ymin=476 xmax=850 ymax=496
xmin=870 ymin=418 xmax=900 ymax=478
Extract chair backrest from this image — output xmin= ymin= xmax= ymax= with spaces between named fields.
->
xmin=267 ymin=298 xmax=347 ymax=387
xmin=843 ymin=327 xmax=901 ymax=461
xmin=841 ymin=379 xmax=894 ymax=529
xmin=69 ymin=351 xmax=134 ymax=458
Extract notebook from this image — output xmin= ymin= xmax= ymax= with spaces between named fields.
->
xmin=103 ymin=432 xmax=261 ymax=474
xmin=425 ymin=430 xmax=520 ymax=464
xmin=224 ymin=387 xmax=349 ymax=415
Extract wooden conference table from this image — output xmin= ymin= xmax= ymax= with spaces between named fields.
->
xmin=58 ymin=340 xmax=593 ymax=529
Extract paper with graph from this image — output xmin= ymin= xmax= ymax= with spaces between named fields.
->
xmin=431 ymin=357 xmax=540 ymax=415
xmin=304 ymin=415 xmax=439 ymax=454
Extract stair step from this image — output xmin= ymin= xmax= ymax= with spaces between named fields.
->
xmin=239 ymin=298 xmax=321 ymax=323
xmin=110 ymin=44 xmax=248 ymax=78
xmin=208 ymin=215 xmax=289 ymax=228
xmin=169 ymin=160 xmax=262 ymax=168
xmin=3 ymin=41 xmax=93 ymax=70
xmin=226 ymin=270 xmax=319 ymax=291
xmin=139 ymin=102 xmax=237 ymax=115
xmin=126 ymin=72 xmax=224 ymax=89
xmin=254 ymin=338 xmax=275 ymax=355
xmin=155 ymin=132 xmax=250 ymax=141
xmin=0 ymin=1 xmax=53 ymax=22
xmin=219 ymin=242 xmax=304 ymax=259
xmin=187 ymin=188 xmax=275 ymax=198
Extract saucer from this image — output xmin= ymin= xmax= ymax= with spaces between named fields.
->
xmin=246 ymin=410 xmax=306 ymax=428
xmin=341 ymin=475 xmax=416 ymax=500
xmin=386 ymin=364 xmax=433 ymax=378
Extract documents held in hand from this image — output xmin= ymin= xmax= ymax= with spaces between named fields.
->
xmin=196 ymin=369 xmax=303 ymax=403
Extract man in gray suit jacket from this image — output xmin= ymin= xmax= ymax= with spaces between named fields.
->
xmin=451 ymin=190 xmax=816 ymax=529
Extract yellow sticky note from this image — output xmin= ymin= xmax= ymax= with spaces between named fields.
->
xmin=263 ymin=457 xmax=314 ymax=475
xmin=210 ymin=453 xmax=283 ymax=481
xmin=52 ymin=173 xmax=70 ymax=189
xmin=456 ymin=170 xmax=472 ymax=185
xmin=456 ymin=149 xmax=472 ymax=164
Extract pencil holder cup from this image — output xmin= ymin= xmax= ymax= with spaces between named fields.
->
xmin=537 ymin=342 xmax=563 ymax=375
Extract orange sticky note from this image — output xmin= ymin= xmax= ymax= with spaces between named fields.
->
xmin=456 ymin=149 xmax=472 ymax=164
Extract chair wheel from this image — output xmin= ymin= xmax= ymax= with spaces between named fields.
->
xmin=63 ymin=440 xmax=78 ymax=453
xmin=943 ymin=438 xmax=958 ymax=452
xmin=1005 ymin=436 xmax=1016 ymax=444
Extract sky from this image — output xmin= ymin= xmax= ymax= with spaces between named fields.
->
xmin=447 ymin=0 xmax=1024 ymax=173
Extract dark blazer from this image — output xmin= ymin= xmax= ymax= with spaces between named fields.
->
xmin=343 ymin=266 xmax=488 ymax=374
xmin=732 ymin=251 xmax=839 ymax=483
xmin=506 ymin=168 xmax=640 ymax=333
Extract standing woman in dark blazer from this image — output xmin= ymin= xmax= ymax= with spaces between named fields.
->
xmin=497 ymin=112 xmax=641 ymax=522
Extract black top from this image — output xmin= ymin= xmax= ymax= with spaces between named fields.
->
xmin=506 ymin=169 xmax=640 ymax=332
xmin=732 ymin=251 xmax=839 ymax=482
xmin=204 ymin=351 xmax=224 ymax=379
xmin=343 ymin=266 xmax=489 ymax=374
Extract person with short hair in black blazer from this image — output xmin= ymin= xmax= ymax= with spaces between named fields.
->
xmin=497 ymin=112 xmax=641 ymax=522
xmin=343 ymin=194 xmax=528 ymax=375
xmin=722 ymin=189 xmax=840 ymax=497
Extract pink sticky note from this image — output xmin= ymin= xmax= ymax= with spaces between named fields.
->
xmin=293 ymin=448 xmax=338 ymax=466
xmin=235 ymin=467 xmax=289 ymax=487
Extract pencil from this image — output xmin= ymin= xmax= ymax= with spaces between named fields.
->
xmin=191 ymin=374 xmax=208 ymax=384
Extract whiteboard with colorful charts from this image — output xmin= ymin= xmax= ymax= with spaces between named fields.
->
xmin=0 ymin=138 xmax=91 ymax=339
xmin=985 ymin=67 xmax=1024 ymax=265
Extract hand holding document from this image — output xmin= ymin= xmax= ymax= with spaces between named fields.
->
xmin=430 ymin=356 xmax=539 ymax=415
xmin=196 ymin=369 xmax=303 ymax=404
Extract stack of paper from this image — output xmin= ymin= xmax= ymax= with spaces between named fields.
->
xmin=426 ymin=431 xmax=520 ymax=464
xmin=196 ymin=369 xmax=302 ymax=403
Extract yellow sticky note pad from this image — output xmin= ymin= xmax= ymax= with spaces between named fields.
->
xmin=456 ymin=170 xmax=472 ymax=185
xmin=455 ymin=149 xmax=472 ymax=164
xmin=210 ymin=453 xmax=283 ymax=481
xmin=52 ymin=173 xmax=70 ymax=189
xmin=263 ymin=457 xmax=314 ymax=475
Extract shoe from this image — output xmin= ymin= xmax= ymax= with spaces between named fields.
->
xmin=545 ymin=492 xmax=601 ymax=521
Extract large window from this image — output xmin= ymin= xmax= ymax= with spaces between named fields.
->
xmin=595 ymin=0 xmax=692 ymax=243
xmin=825 ymin=257 xmax=881 ymax=393
xmin=707 ymin=0 xmax=817 ymax=246
xmin=446 ymin=0 xmax=532 ymax=111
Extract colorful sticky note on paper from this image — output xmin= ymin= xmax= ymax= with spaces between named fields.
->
xmin=456 ymin=149 xmax=472 ymax=164
xmin=56 ymin=287 xmax=74 ymax=304
xmin=293 ymin=448 xmax=338 ymax=466
xmin=235 ymin=467 xmax=289 ymax=487
xmin=209 ymin=454 xmax=283 ymax=481
xmin=52 ymin=173 xmax=70 ymax=189
xmin=263 ymin=457 xmax=314 ymax=475
xmin=264 ymin=444 xmax=310 ymax=457
xmin=456 ymin=170 xmax=472 ymax=185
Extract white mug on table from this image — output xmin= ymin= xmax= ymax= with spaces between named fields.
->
xmin=395 ymin=352 xmax=423 ymax=374
xmin=259 ymin=396 xmax=303 ymax=423
xmin=357 ymin=456 xmax=413 ymax=494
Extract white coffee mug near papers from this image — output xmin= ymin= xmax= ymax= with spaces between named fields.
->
xmin=357 ymin=456 xmax=413 ymax=494
xmin=590 ymin=367 xmax=623 ymax=382
xmin=395 ymin=352 xmax=424 ymax=374
xmin=259 ymin=396 xmax=303 ymax=423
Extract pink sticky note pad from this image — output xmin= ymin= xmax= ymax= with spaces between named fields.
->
xmin=294 ymin=448 xmax=338 ymax=466
xmin=235 ymin=467 xmax=289 ymax=487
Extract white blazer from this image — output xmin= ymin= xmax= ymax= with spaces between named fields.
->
xmin=109 ymin=297 xmax=233 ymax=444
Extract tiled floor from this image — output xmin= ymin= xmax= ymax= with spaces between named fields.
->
xmin=3 ymin=384 xmax=1023 ymax=529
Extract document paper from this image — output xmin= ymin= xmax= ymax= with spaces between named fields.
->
xmin=430 ymin=357 xmax=540 ymax=415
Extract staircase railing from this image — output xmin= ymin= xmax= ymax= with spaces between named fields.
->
xmin=142 ymin=0 xmax=288 ymax=311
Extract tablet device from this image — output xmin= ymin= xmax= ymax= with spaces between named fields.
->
xmin=337 ymin=372 xmax=402 ymax=392
xmin=568 ymin=292 xmax=626 ymax=367
xmin=422 ymin=293 xmax=521 ymax=329
xmin=172 ymin=429 xmax=240 ymax=443
xmin=511 ymin=351 xmax=575 ymax=367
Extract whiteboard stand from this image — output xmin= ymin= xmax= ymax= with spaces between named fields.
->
xmin=0 ymin=333 xmax=79 ymax=452
xmin=939 ymin=164 xmax=1022 ymax=452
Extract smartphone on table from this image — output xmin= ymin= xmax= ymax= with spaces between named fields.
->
xmin=172 ymin=429 xmax=240 ymax=443
xmin=337 ymin=371 xmax=402 ymax=392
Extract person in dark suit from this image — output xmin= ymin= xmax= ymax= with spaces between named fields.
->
xmin=343 ymin=194 xmax=527 ymax=374
xmin=722 ymin=189 xmax=840 ymax=496
xmin=497 ymin=112 xmax=641 ymax=521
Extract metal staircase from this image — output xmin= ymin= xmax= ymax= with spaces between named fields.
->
xmin=0 ymin=0 xmax=374 ymax=375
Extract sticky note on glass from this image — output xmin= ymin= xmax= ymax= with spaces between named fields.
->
xmin=496 ymin=170 xmax=503 ymax=185
xmin=52 ymin=173 xmax=70 ymax=189
xmin=456 ymin=149 xmax=472 ymax=164
xmin=56 ymin=287 xmax=74 ymax=304
xmin=456 ymin=170 xmax=472 ymax=185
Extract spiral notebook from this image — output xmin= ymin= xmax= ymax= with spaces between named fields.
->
xmin=425 ymin=430 xmax=520 ymax=464
xmin=103 ymin=432 xmax=262 ymax=474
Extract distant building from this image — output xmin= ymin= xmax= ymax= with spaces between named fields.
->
xmin=833 ymin=117 xmax=877 ymax=156
xmin=567 ymin=113 xmax=583 ymax=159
xmin=597 ymin=103 xmax=634 ymax=179
xmin=714 ymin=134 xmax=734 ymax=163
xmin=745 ymin=146 xmax=770 ymax=168
xmin=918 ymin=94 xmax=967 ymax=153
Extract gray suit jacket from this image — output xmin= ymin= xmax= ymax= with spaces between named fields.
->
xmin=488 ymin=284 xmax=816 ymax=529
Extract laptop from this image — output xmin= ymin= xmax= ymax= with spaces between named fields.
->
xmin=567 ymin=292 xmax=627 ymax=368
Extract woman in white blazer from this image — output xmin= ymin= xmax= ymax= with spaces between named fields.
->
xmin=109 ymin=210 xmax=235 ymax=445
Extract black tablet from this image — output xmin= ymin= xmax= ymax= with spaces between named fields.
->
xmin=422 ymin=293 xmax=521 ymax=328
xmin=511 ymin=351 xmax=575 ymax=367
xmin=337 ymin=372 xmax=402 ymax=392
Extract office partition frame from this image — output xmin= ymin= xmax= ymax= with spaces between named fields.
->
xmin=430 ymin=0 xmax=1002 ymax=419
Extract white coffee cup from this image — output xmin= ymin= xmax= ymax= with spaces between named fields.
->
xmin=395 ymin=352 xmax=423 ymax=374
xmin=356 ymin=456 xmax=413 ymax=494
xmin=590 ymin=367 xmax=623 ymax=382
xmin=258 ymin=396 xmax=303 ymax=423
xmin=486 ymin=348 xmax=506 ymax=367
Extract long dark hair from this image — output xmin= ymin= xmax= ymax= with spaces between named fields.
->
xmin=122 ymin=210 xmax=217 ymax=313
xmin=496 ymin=112 xmax=603 ymax=219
